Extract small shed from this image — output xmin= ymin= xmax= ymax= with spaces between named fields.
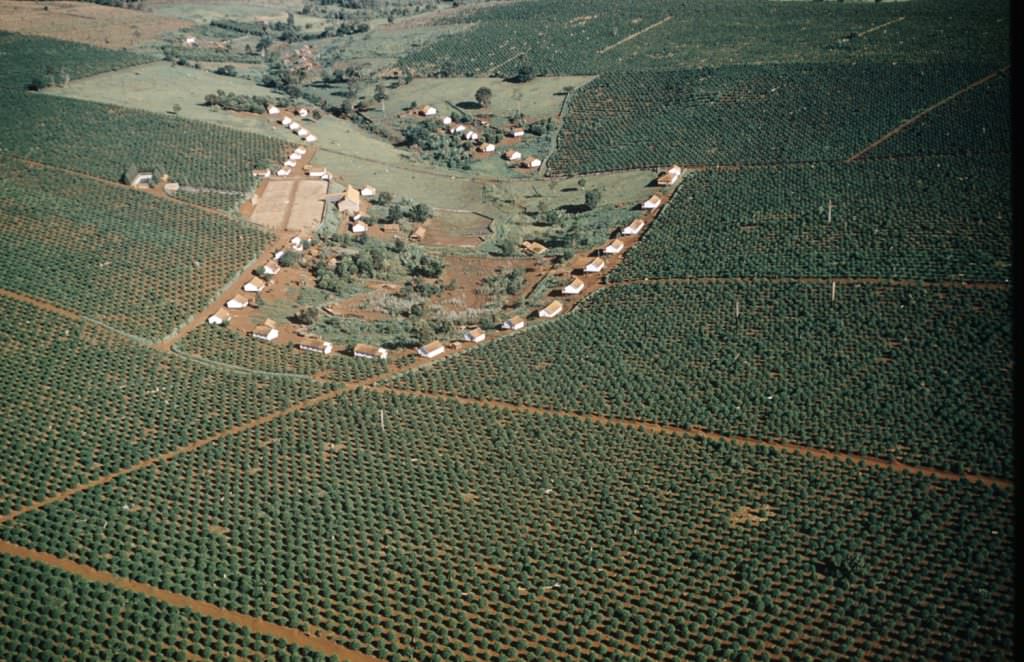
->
xmin=276 ymin=167 xmax=292 ymax=177
xmin=442 ymin=116 xmax=453 ymax=126
xmin=267 ymin=105 xmax=280 ymax=115
xmin=297 ymin=108 xmax=309 ymax=118
xmin=604 ymin=239 xmax=625 ymax=255
xmin=417 ymin=340 xmax=445 ymax=359
xmin=253 ymin=168 xmax=271 ymax=178
xmin=523 ymin=157 xmax=542 ymax=169
xmin=351 ymin=220 xmax=368 ymax=234
xmin=657 ymin=165 xmax=682 ymax=186
xmin=207 ymin=307 xmax=231 ymax=325
xmin=353 ymin=343 xmax=389 ymax=360
xmin=226 ymin=295 xmax=250 ymax=310
xmin=419 ymin=105 xmax=438 ymax=117
xmin=522 ymin=241 xmax=547 ymax=256
xmin=463 ymin=327 xmax=486 ymax=343
xmin=252 ymin=320 xmax=279 ymax=342
xmin=464 ymin=130 xmax=479 ymax=141
xmin=305 ymin=134 xmax=317 ymax=143
xmin=538 ymin=300 xmax=563 ymax=318
xmin=503 ymin=149 xmax=522 ymax=161
xmin=360 ymin=185 xmax=377 ymax=198
xmin=409 ymin=225 xmax=427 ymax=242
xmin=622 ymin=218 xmax=646 ymax=235
xmin=642 ymin=194 xmax=663 ymax=210
xmin=501 ymin=315 xmax=526 ymax=331
xmin=562 ymin=277 xmax=585 ymax=295
xmin=262 ymin=260 xmax=281 ymax=276
xmin=243 ymin=276 xmax=267 ymax=293
xmin=508 ymin=127 xmax=525 ymax=137
xmin=585 ymin=257 xmax=606 ymax=273
xmin=298 ymin=338 xmax=332 ymax=354
xmin=478 ymin=143 xmax=496 ymax=153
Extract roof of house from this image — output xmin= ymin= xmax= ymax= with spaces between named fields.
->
xmin=540 ymin=300 xmax=563 ymax=316
xmin=299 ymin=338 xmax=330 ymax=351
xmin=465 ymin=327 xmax=485 ymax=340
xmin=522 ymin=240 xmax=547 ymax=255
xmin=587 ymin=257 xmax=606 ymax=269
xmin=503 ymin=149 xmax=521 ymax=159
xmin=644 ymin=194 xmax=663 ymax=205
xmin=209 ymin=307 xmax=231 ymax=321
xmin=410 ymin=225 xmax=427 ymax=240
xmin=565 ymin=277 xmax=585 ymax=290
xmin=625 ymin=218 xmax=645 ymax=232
xmin=504 ymin=315 xmax=526 ymax=327
xmin=245 ymin=276 xmax=267 ymax=290
xmin=353 ymin=343 xmax=385 ymax=356
xmin=419 ymin=340 xmax=445 ymax=354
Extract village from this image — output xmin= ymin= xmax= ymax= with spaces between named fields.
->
xmin=201 ymin=101 xmax=681 ymax=369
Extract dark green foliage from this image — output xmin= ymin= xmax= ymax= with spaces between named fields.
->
xmin=0 ymin=31 xmax=152 ymax=91
xmin=394 ymin=282 xmax=1013 ymax=477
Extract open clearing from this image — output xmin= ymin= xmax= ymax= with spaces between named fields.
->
xmin=0 ymin=1 xmax=191 ymax=48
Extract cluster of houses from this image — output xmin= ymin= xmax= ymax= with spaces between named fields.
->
xmin=412 ymin=164 xmax=681 ymax=362
xmin=416 ymin=105 xmax=541 ymax=169
xmin=326 ymin=183 xmax=377 ymax=234
xmin=268 ymin=105 xmax=318 ymax=153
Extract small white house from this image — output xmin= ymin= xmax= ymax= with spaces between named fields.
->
xmin=290 ymin=236 xmax=305 ymax=251
xmin=562 ymin=278 xmax=585 ymax=295
xmin=306 ymin=167 xmax=328 ymax=178
xmin=464 ymin=130 xmax=479 ymax=141
xmin=622 ymin=218 xmax=646 ymax=235
xmin=299 ymin=338 xmax=332 ymax=354
xmin=463 ymin=328 xmax=486 ymax=343
xmin=262 ymin=260 xmax=281 ymax=276
xmin=252 ymin=320 xmax=279 ymax=342
xmin=353 ymin=343 xmax=389 ymax=360
xmin=478 ymin=143 xmax=496 ymax=153
xmin=297 ymin=108 xmax=309 ymax=118
xmin=226 ymin=296 xmax=250 ymax=310
xmin=297 ymin=127 xmax=310 ymax=138
xmin=305 ymin=134 xmax=317 ymax=143
xmin=289 ymin=151 xmax=303 ymax=161
xmin=657 ymin=165 xmax=682 ymax=186
xmin=503 ymin=149 xmax=522 ymax=162
xmin=453 ymin=124 xmax=466 ymax=134
xmin=164 ymin=182 xmax=180 ymax=194
xmin=538 ymin=300 xmax=563 ymax=318
xmin=508 ymin=127 xmax=525 ymax=138
xmin=417 ymin=340 xmax=445 ymax=359
xmin=360 ymin=185 xmax=377 ymax=198
xmin=295 ymin=146 xmax=307 ymax=155
xmin=267 ymin=105 xmax=280 ymax=115
xmin=642 ymin=194 xmax=663 ymax=210
xmin=130 ymin=172 xmax=154 ymax=187
xmin=501 ymin=316 xmax=526 ymax=331
xmin=284 ymin=159 xmax=296 ymax=168
xmin=585 ymin=257 xmax=606 ymax=273
xmin=524 ymin=157 xmax=542 ymax=169
xmin=281 ymin=116 xmax=293 ymax=127
xmin=184 ymin=36 xmax=197 ymax=47
xmin=243 ymin=277 xmax=267 ymax=293
xmin=351 ymin=220 xmax=368 ymax=234
xmin=253 ymin=168 xmax=271 ymax=178
xmin=276 ymin=167 xmax=292 ymax=177
xmin=207 ymin=307 xmax=231 ymax=325
xmin=604 ymin=239 xmax=625 ymax=255
xmin=441 ymin=116 xmax=453 ymax=126
xmin=419 ymin=105 xmax=438 ymax=117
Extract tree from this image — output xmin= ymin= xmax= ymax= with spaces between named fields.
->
xmin=410 ymin=203 xmax=432 ymax=223
xmin=474 ymin=86 xmax=493 ymax=108
xmin=292 ymin=307 xmax=320 ymax=325
xmin=373 ymin=84 xmax=388 ymax=103
xmin=584 ymin=188 xmax=602 ymax=211
xmin=511 ymin=64 xmax=535 ymax=83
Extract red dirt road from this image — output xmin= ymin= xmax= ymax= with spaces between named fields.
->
xmin=0 ymin=540 xmax=379 ymax=662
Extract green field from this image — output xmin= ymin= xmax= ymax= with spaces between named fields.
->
xmin=0 ymin=31 xmax=153 ymax=91
xmin=0 ymin=554 xmax=333 ymax=661
xmin=0 ymin=157 xmax=269 ymax=339
xmin=0 ymin=390 xmax=1012 ymax=660
xmin=611 ymin=155 xmax=1011 ymax=283
xmin=545 ymin=63 xmax=996 ymax=174
xmin=393 ymin=282 xmax=1013 ymax=477
xmin=0 ymin=92 xmax=288 ymax=209
xmin=0 ymin=297 xmax=326 ymax=516
xmin=400 ymin=0 xmax=1009 ymax=75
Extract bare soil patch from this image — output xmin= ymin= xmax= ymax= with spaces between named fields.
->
xmin=0 ymin=1 xmax=191 ymax=49
xmin=286 ymin=179 xmax=328 ymax=233
xmin=440 ymin=255 xmax=549 ymax=310
xmin=421 ymin=212 xmax=491 ymax=247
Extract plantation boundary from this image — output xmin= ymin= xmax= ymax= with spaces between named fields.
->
xmin=369 ymin=386 xmax=1013 ymax=490
xmin=0 ymin=540 xmax=379 ymax=662
xmin=596 ymin=15 xmax=673 ymax=55
xmin=608 ymin=276 xmax=1011 ymax=290
xmin=847 ymin=65 xmax=1011 ymax=162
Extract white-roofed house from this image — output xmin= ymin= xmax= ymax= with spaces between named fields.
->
xmin=262 ymin=260 xmax=281 ymax=276
xmin=251 ymin=319 xmax=279 ymax=342
xmin=207 ymin=307 xmax=231 ymax=325
xmin=508 ymin=127 xmax=525 ymax=137
xmin=642 ymin=194 xmax=663 ymax=210
xmin=584 ymin=257 xmax=606 ymax=273
xmin=604 ymin=239 xmax=625 ymax=255
xmin=503 ymin=149 xmax=522 ymax=161
xmin=538 ymin=300 xmax=563 ymax=318
xmin=562 ymin=278 xmax=585 ymax=295
xmin=267 ymin=105 xmax=280 ymax=115
xmin=417 ymin=340 xmax=445 ymax=358
xmin=353 ymin=343 xmax=389 ymax=360
xmin=478 ymin=143 xmax=496 ymax=153
xmin=463 ymin=328 xmax=486 ymax=343
xmin=360 ymin=185 xmax=377 ymax=198
xmin=419 ymin=105 xmax=438 ymax=116
xmin=501 ymin=315 xmax=526 ymax=330
xmin=226 ymin=295 xmax=251 ymax=310
xmin=244 ymin=276 xmax=267 ymax=293
xmin=298 ymin=338 xmax=332 ymax=354
xmin=622 ymin=218 xmax=646 ymax=235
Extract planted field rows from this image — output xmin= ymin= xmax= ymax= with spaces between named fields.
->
xmin=866 ymin=70 xmax=1011 ymax=159
xmin=401 ymin=0 xmax=1008 ymax=76
xmin=177 ymin=325 xmax=387 ymax=383
xmin=611 ymin=155 xmax=1011 ymax=283
xmin=394 ymin=282 xmax=1012 ymax=477
xmin=0 ymin=554 xmax=336 ymax=661
xmin=546 ymin=63 xmax=995 ymax=175
xmin=0 ymin=391 xmax=1012 ymax=661
xmin=0 ymin=296 xmax=327 ymax=517
xmin=0 ymin=92 xmax=288 ymax=209
xmin=0 ymin=157 xmax=269 ymax=339
xmin=0 ymin=31 xmax=152 ymax=91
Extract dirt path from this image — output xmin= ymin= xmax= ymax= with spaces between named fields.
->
xmin=0 ymin=540 xmax=379 ymax=662
xmin=847 ymin=65 xmax=1010 ymax=162
xmin=856 ymin=16 xmax=905 ymax=38
xmin=597 ymin=16 xmax=673 ymax=55
xmin=0 ymin=287 xmax=82 ymax=321
xmin=0 ymin=387 xmax=347 ymax=526
xmin=369 ymin=386 xmax=1013 ymax=490
xmin=608 ymin=276 xmax=1011 ymax=290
